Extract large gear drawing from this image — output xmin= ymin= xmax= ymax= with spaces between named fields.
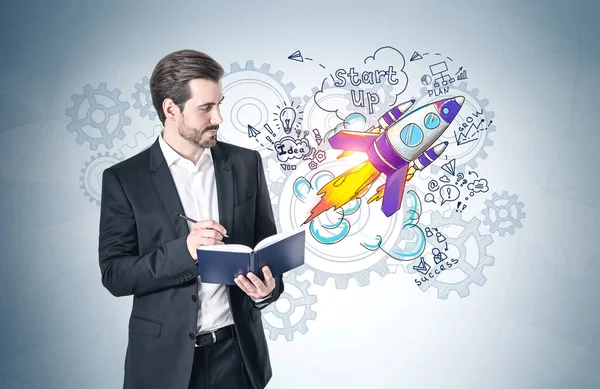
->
xmin=262 ymin=153 xmax=294 ymax=233
xmin=300 ymin=79 xmax=352 ymax=149
xmin=271 ymin=153 xmax=402 ymax=289
xmin=218 ymin=61 xmax=295 ymax=156
xmin=482 ymin=191 xmax=525 ymax=236
xmin=66 ymin=83 xmax=131 ymax=150
xmin=119 ymin=125 xmax=163 ymax=159
xmin=80 ymin=152 xmax=123 ymax=206
xmin=409 ymin=210 xmax=495 ymax=299
xmin=132 ymin=76 xmax=157 ymax=120
xmin=261 ymin=271 xmax=317 ymax=341
xmin=300 ymin=79 xmax=394 ymax=152
xmin=294 ymin=255 xmax=393 ymax=289
xmin=383 ymin=183 xmax=435 ymax=274
xmin=414 ymin=81 xmax=496 ymax=174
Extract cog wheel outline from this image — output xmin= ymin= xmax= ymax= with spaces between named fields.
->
xmin=80 ymin=151 xmax=123 ymax=206
xmin=65 ymin=83 xmax=131 ymax=150
xmin=415 ymin=81 xmax=496 ymax=174
xmin=118 ymin=125 xmax=163 ymax=159
xmin=409 ymin=210 xmax=495 ymax=299
xmin=223 ymin=60 xmax=295 ymax=98
xmin=300 ymin=78 xmax=352 ymax=149
xmin=260 ymin=271 xmax=317 ymax=341
xmin=295 ymin=258 xmax=393 ymax=289
xmin=265 ymin=156 xmax=299 ymax=236
xmin=482 ymin=191 xmax=525 ymax=236
xmin=219 ymin=61 xmax=296 ymax=155
xmin=132 ymin=76 xmax=157 ymax=120
xmin=267 ymin=153 xmax=401 ymax=289
xmin=267 ymin=81 xmax=405 ymax=289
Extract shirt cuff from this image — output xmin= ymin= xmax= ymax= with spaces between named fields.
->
xmin=251 ymin=291 xmax=273 ymax=303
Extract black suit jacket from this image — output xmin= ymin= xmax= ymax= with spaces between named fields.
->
xmin=98 ymin=137 xmax=283 ymax=389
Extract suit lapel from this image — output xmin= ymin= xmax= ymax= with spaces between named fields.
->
xmin=148 ymin=139 xmax=234 ymax=242
xmin=148 ymin=139 xmax=190 ymax=239
xmin=211 ymin=143 xmax=234 ymax=244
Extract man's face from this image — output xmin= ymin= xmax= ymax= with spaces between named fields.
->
xmin=177 ymin=78 xmax=224 ymax=148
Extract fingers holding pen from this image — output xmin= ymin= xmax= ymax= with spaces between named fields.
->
xmin=185 ymin=217 xmax=228 ymax=258
xmin=191 ymin=219 xmax=228 ymax=238
xmin=178 ymin=214 xmax=228 ymax=237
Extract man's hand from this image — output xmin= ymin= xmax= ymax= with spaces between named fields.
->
xmin=234 ymin=266 xmax=276 ymax=299
xmin=186 ymin=219 xmax=227 ymax=262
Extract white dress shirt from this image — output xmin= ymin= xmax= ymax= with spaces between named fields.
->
xmin=158 ymin=134 xmax=234 ymax=334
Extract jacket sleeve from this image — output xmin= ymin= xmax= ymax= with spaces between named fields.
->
xmin=250 ymin=151 xmax=284 ymax=309
xmin=98 ymin=167 xmax=199 ymax=297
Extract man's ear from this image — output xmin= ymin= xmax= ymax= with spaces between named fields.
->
xmin=162 ymin=98 xmax=178 ymax=122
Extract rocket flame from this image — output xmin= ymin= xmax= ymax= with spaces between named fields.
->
xmin=337 ymin=150 xmax=353 ymax=159
xmin=303 ymin=161 xmax=381 ymax=224
xmin=367 ymin=184 xmax=385 ymax=204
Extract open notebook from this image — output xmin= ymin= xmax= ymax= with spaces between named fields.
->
xmin=196 ymin=229 xmax=305 ymax=285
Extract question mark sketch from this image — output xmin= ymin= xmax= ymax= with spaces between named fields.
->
xmin=455 ymin=172 xmax=464 ymax=185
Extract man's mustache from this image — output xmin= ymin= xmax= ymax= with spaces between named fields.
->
xmin=202 ymin=125 xmax=219 ymax=133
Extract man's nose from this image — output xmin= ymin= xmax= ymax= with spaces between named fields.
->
xmin=211 ymin=107 xmax=223 ymax=125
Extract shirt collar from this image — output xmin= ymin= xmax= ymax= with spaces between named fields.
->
xmin=158 ymin=132 xmax=212 ymax=169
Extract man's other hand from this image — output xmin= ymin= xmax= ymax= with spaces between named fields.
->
xmin=234 ymin=266 xmax=276 ymax=299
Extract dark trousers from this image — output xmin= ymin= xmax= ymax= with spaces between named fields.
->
xmin=188 ymin=335 xmax=253 ymax=389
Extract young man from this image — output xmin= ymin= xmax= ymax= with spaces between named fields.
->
xmin=98 ymin=49 xmax=284 ymax=389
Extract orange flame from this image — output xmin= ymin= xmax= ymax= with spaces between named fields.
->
xmin=303 ymin=161 xmax=381 ymax=224
xmin=367 ymin=184 xmax=385 ymax=204
xmin=337 ymin=150 xmax=354 ymax=159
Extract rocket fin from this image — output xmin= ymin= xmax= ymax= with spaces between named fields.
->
xmin=381 ymin=164 xmax=409 ymax=217
xmin=329 ymin=131 xmax=378 ymax=151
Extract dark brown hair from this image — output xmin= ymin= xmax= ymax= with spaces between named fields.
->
xmin=150 ymin=49 xmax=224 ymax=124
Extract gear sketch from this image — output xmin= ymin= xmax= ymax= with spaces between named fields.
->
xmin=66 ymin=83 xmax=131 ymax=150
xmin=414 ymin=81 xmax=496 ymax=174
xmin=409 ymin=210 xmax=495 ymax=299
xmin=219 ymin=61 xmax=295 ymax=156
xmin=80 ymin=152 xmax=123 ymax=206
xmin=119 ymin=125 xmax=162 ymax=159
xmin=261 ymin=271 xmax=317 ymax=341
xmin=271 ymin=153 xmax=403 ymax=289
xmin=262 ymin=152 xmax=295 ymax=233
xmin=294 ymin=256 xmax=394 ymax=289
xmin=482 ymin=191 xmax=525 ymax=236
xmin=132 ymin=76 xmax=157 ymax=120
xmin=300 ymin=79 xmax=351 ymax=147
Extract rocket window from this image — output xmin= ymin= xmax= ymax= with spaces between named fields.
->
xmin=400 ymin=123 xmax=423 ymax=147
xmin=424 ymin=113 xmax=440 ymax=129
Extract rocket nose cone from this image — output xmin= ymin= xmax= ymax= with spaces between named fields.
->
xmin=455 ymin=96 xmax=465 ymax=105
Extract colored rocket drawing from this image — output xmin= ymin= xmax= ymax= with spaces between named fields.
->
xmin=303 ymin=96 xmax=464 ymax=224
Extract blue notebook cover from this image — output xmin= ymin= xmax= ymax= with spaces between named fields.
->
xmin=196 ymin=230 xmax=305 ymax=285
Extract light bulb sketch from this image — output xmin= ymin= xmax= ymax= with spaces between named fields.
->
xmin=279 ymin=107 xmax=297 ymax=134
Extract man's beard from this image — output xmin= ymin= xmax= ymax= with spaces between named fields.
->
xmin=178 ymin=122 xmax=218 ymax=148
